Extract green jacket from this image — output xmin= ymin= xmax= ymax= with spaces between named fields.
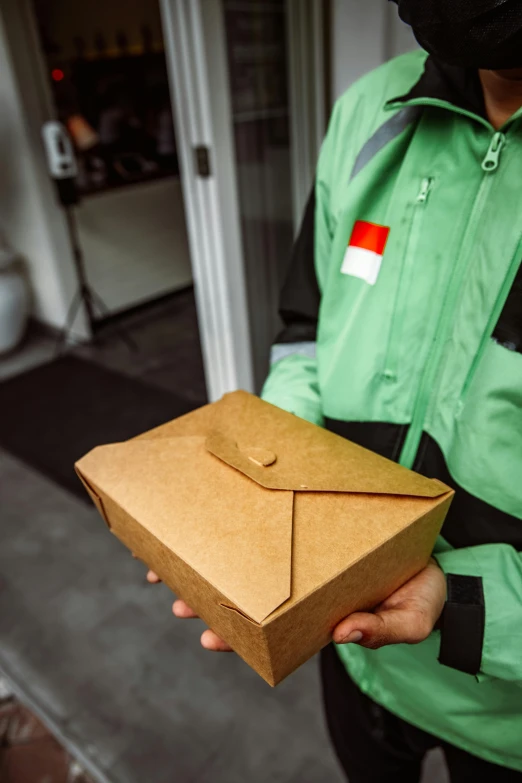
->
xmin=262 ymin=50 xmax=522 ymax=770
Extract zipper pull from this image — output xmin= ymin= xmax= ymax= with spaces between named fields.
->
xmin=416 ymin=177 xmax=432 ymax=203
xmin=482 ymin=131 xmax=505 ymax=172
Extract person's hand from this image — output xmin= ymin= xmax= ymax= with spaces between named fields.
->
xmin=146 ymin=558 xmax=445 ymax=654
xmin=146 ymin=570 xmax=232 ymax=651
xmin=332 ymin=558 xmax=446 ymax=649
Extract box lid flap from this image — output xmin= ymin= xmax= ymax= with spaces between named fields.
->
xmin=205 ymin=429 xmax=446 ymax=498
xmin=76 ymin=436 xmax=293 ymax=624
xmin=143 ymin=391 xmax=444 ymax=497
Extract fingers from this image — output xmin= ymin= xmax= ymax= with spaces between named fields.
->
xmin=172 ymin=601 xmax=232 ymax=651
xmin=332 ymin=611 xmax=377 ymax=645
xmin=333 ymin=562 xmax=445 ymax=649
xmin=143 ymin=564 xmax=232 ymax=653
xmin=332 ymin=607 xmax=433 ymax=649
xmin=172 ymin=599 xmax=198 ymax=618
xmin=200 ymin=629 xmax=233 ymax=652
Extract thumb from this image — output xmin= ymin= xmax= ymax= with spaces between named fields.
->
xmin=333 ymin=608 xmax=432 ymax=649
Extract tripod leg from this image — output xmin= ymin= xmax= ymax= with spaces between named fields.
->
xmin=61 ymin=208 xmax=137 ymax=355
xmin=89 ymin=288 xmax=138 ymax=353
xmin=55 ymin=288 xmax=84 ymax=356
xmin=78 ymin=287 xmax=104 ymax=349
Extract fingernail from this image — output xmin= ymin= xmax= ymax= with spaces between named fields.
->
xmin=342 ymin=630 xmax=363 ymax=644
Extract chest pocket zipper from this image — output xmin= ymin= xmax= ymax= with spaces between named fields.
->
xmin=382 ymin=177 xmax=432 ymax=383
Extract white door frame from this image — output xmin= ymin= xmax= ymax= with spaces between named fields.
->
xmin=160 ymin=0 xmax=254 ymax=400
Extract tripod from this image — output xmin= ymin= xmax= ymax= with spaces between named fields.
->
xmin=55 ymin=206 xmax=137 ymax=355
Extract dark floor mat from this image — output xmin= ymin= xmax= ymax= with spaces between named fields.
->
xmin=0 ymin=355 xmax=196 ymax=500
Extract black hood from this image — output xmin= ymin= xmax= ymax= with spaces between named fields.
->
xmin=391 ymin=0 xmax=522 ymax=69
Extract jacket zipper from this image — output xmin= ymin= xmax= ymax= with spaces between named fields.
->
xmin=383 ymin=177 xmax=432 ymax=383
xmin=398 ymin=131 xmax=506 ymax=469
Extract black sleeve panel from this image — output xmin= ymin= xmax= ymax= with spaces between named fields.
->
xmin=438 ymin=573 xmax=485 ymax=676
xmin=275 ymin=184 xmax=321 ymax=344
xmin=492 ymin=259 xmax=522 ymax=353
xmin=413 ymin=433 xmax=522 ymax=550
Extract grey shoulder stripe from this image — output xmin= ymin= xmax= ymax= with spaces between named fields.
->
xmin=349 ymin=106 xmax=422 ymax=182
xmin=270 ymin=341 xmax=317 ymax=365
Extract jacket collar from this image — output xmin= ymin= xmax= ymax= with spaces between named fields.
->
xmin=387 ymin=55 xmax=486 ymax=119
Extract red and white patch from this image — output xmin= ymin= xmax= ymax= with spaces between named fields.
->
xmin=341 ymin=220 xmax=390 ymax=285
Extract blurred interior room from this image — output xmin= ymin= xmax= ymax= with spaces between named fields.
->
xmin=0 ymin=2 xmax=441 ymax=783
xmin=34 ymin=0 xmax=193 ymax=319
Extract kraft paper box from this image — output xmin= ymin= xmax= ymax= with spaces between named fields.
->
xmin=75 ymin=391 xmax=453 ymax=686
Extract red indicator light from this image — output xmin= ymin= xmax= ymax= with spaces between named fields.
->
xmin=52 ymin=68 xmax=64 ymax=82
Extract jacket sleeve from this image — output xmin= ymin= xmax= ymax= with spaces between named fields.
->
xmin=434 ymin=539 xmax=522 ymax=682
xmin=261 ymin=104 xmax=341 ymax=425
xmin=261 ymin=183 xmax=323 ymax=425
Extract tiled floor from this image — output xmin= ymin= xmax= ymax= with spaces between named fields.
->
xmin=0 ymin=679 xmax=93 ymax=783
xmin=78 ymin=178 xmax=193 ymax=316
xmin=0 ymin=291 xmax=449 ymax=783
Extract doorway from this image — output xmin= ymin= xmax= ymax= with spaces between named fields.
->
xmin=31 ymin=0 xmax=193 ymax=320
xmin=160 ymin=0 xmax=328 ymax=396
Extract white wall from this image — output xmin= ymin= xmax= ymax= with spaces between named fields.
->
xmin=386 ymin=3 xmax=418 ymax=60
xmin=331 ymin=0 xmax=416 ymax=100
xmin=0 ymin=0 xmax=88 ymax=337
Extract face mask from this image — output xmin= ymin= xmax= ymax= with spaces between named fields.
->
xmin=392 ymin=0 xmax=522 ymax=69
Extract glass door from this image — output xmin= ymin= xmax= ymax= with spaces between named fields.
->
xmin=221 ymin=0 xmax=294 ymax=389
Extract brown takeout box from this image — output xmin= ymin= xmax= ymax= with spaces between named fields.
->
xmin=76 ymin=391 xmax=453 ymax=686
